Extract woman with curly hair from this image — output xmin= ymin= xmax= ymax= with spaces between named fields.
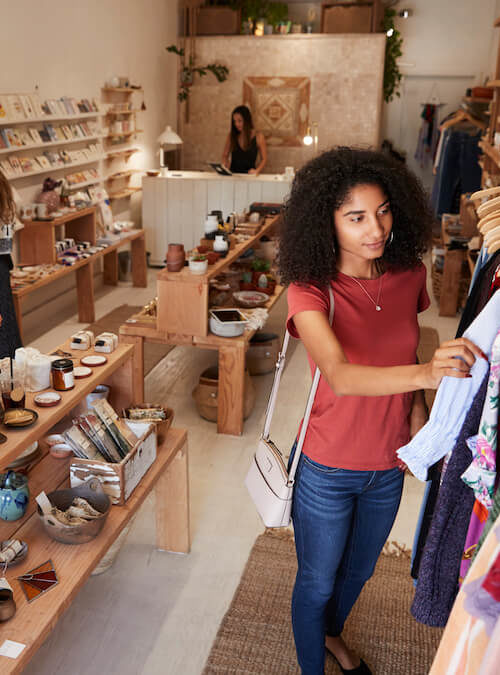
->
xmin=281 ymin=147 xmax=485 ymax=675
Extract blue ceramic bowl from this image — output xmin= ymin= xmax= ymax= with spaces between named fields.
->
xmin=0 ymin=473 xmax=29 ymax=521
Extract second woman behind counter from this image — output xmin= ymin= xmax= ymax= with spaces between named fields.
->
xmin=222 ymin=105 xmax=267 ymax=175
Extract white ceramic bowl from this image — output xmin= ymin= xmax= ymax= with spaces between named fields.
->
xmin=189 ymin=258 xmax=208 ymax=275
xmin=209 ymin=309 xmax=248 ymax=337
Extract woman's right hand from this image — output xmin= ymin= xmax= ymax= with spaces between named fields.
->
xmin=423 ymin=337 xmax=488 ymax=389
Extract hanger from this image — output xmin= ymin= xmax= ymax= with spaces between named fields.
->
xmin=420 ymin=82 xmax=445 ymax=106
xmin=439 ymin=109 xmax=487 ymax=131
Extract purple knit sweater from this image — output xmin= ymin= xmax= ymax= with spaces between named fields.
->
xmin=411 ymin=371 xmax=489 ymax=627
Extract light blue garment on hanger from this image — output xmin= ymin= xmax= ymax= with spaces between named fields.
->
xmin=397 ymin=290 xmax=500 ymax=481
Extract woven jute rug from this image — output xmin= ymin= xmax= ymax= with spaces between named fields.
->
xmin=203 ymin=531 xmax=443 ymax=675
xmin=85 ymin=304 xmax=173 ymax=375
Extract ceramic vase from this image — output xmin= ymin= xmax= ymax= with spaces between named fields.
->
xmin=0 ymin=473 xmax=29 ymax=521
xmin=166 ymin=243 xmax=185 ymax=272
xmin=213 ymin=235 xmax=229 ymax=257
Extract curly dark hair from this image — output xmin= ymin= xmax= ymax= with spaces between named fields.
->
xmin=279 ymin=147 xmax=434 ymax=287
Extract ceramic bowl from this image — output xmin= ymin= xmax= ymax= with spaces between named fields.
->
xmin=209 ymin=309 xmax=248 ymax=337
xmin=189 ymin=258 xmax=208 ymax=275
xmin=37 ymin=478 xmax=110 ymax=545
xmin=233 ymin=290 xmax=269 ymax=308
xmin=49 ymin=444 xmax=74 ymax=460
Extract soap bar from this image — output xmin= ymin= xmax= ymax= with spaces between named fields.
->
xmin=70 ymin=330 xmax=94 ymax=350
xmin=94 ymin=332 xmax=118 ymax=353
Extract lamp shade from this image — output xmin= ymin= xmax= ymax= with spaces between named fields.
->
xmin=157 ymin=125 xmax=183 ymax=145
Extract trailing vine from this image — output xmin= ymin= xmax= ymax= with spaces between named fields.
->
xmin=166 ymin=45 xmax=229 ymax=103
xmin=383 ymin=7 xmax=403 ymax=103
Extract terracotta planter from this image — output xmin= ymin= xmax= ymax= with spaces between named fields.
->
xmin=166 ymin=243 xmax=185 ymax=272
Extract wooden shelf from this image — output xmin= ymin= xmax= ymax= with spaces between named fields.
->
xmin=487 ymin=80 xmax=500 ymax=88
xmin=0 ymin=134 xmax=104 ymax=156
xmin=464 ymin=96 xmax=492 ymax=104
xmin=6 ymin=154 xmax=106 ymax=181
xmin=480 ymin=139 xmax=500 ymax=168
xmin=0 ymin=111 xmax=104 ymax=127
xmin=158 ymin=218 xmax=278 ymax=285
xmin=65 ymin=176 xmax=102 ymax=190
xmin=106 ymin=109 xmax=141 ymax=116
xmin=108 ymin=187 xmax=142 ymax=200
xmin=102 ymin=87 xmax=143 ymax=93
xmin=105 ymin=130 xmax=143 ymax=140
xmin=14 ymin=230 xmax=144 ymax=295
xmin=105 ymin=147 xmax=140 ymax=160
xmin=105 ymin=169 xmax=141 ymax=181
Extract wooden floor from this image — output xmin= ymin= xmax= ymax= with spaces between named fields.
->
xmin=22 ymin=264 xmax=460 ymax=675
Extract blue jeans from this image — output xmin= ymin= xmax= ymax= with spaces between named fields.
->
xmin=290 ymin=450 xmax=404 ymax=674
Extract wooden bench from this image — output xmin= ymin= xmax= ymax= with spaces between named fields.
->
xmin=12 ymin=208 xmax=147 ymax=341
xmin=0 ymin=340 xmax=190 ymax=672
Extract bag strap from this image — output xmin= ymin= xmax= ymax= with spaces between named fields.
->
xmin=261 ymin=287 xmax=335 ymax=482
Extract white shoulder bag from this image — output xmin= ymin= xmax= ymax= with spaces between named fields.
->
xmin=244 ymin=287 xmax=334 ymax=527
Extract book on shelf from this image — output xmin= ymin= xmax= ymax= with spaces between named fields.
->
xmin=6 ymin=95 xmax=25 ymax=120
xmin=0 ymin=130 xmax=9 ymax=148
xmin=19 ymin=130 xmax=32 ymax=146
xmin=19 ymin=95 xmax=35 ymax=119
xmin=38 ymin=129 xmax=51 ymax=143
xmin=0 ymin=159 xmax=14 ymax=177
xmin=8 ymin=156 xmax=23 ymax=175
xmin=0 ymin=99 xmax=7 ymax=119
xmin=18 ymin=157 xmax=34 ymax=172
xmin=35 ymin=155 xmax=50 ymax=169
xmin=54 ymin=127 xmax=66 ymax=142
xmin=28 ymin=128 xmax=42 ymax=144
xmin=44 ymin=123 xmax=57 ymax=142
xmin=30 ymin=94 xmax=44 ymax=117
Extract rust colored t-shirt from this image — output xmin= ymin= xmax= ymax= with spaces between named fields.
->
xmin=286 ymin=263 xmax=430 ymax=470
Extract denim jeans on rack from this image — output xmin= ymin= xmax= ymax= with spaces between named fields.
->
xmin=431 ymin=129 xmax=482 ymax=217
xmin=289 ymin=447 xmax=404 ymax=675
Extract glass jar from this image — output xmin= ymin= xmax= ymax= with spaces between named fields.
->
xmin=51 ymin=359 xmax=75 ymax=391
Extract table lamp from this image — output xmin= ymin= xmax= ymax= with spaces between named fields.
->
xmin=157 ymin=125 xmax=183 ymax=176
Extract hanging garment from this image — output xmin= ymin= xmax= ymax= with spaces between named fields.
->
xmin=397 ymin=291 xmax=500 ymax=481
xmin=462 ymin=329 xmax=500 ymax=509
xmin=415 ymin=104 xmax=440 ymax=169
xmin=469 ymin=245 xmax=493 ymax=296
xmin=457 ymin=250 xmax=500 ymax=337
xmin=430 ymin=128 xmax=482 ymax=218
xmin=428 ymin=514 xmax=500 ymax=675
xmin=459 ymin=329 xmax=500 ymax=581
xmin=411 ymin=373 xmax=489 ymax=627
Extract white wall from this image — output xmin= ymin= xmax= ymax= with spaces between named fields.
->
xmin=382 ymin=0 xmax=499 ymax=191
xmin=0 ymin=0 xmax=179 ymax=217
xmin=0 ymin=0 xmax=179 ymax=338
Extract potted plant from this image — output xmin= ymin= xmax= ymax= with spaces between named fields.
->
xmin=189 ymin=254 xmax=209 ymax=275
xmin=251 ymin=257 xmax=271 ymax=286
xmin=264 ymin=1 xmax=288 ymax=33
xmin=166 ymin=45 xmax=229 ymax=103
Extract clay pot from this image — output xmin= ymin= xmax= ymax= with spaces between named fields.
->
xmin=206 ymin=251 xmax=221 ymax=265
xmin=192 ymin=365 xmax=255 ymax=422
xmin=247 ymin=332 xmax=280 ymax=375
xmin=166 ymin=243 xmax=185 ymax=272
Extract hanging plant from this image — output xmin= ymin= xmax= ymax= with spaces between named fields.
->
xmin=383 ymin=8 xmax=403 ymax=103
xmin=166 ymin=45 xmax=229 ymax=103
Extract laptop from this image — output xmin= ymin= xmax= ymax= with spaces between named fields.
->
xmin=208 ymin=162 xmax=232 ymax=176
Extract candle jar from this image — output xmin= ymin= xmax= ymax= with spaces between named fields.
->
xmin=51 ymin=359 xmax=75 ymax=391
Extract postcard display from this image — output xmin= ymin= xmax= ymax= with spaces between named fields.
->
xmin=0 ymin=92 xmax=105 ymax=198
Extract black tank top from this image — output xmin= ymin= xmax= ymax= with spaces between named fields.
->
xmin=230 ymin=136 xmax=258 ymax=174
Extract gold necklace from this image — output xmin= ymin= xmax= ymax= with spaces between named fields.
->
xmin=349 ymin=275 xmax=383 ymax=311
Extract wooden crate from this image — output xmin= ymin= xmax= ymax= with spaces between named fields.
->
xmin=321 ymin=1 xmax=382 ymax=33
xmin=69 ymin=421 xmax=157 ymax=505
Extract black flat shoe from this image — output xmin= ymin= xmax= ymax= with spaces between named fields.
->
xmin=325 ymin=646 xmax=372 ymax=675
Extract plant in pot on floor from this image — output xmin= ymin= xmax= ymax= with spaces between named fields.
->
xmin=166 ymin=45 xmax=229 ymax=103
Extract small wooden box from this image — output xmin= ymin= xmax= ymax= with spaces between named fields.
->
xmin=69 ymin=421 xmax=157 ymax=505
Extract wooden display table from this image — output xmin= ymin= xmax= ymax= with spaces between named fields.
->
xmin=120 ymin=215 xmax=284 ymax=435
xmin=0 ymin=339 xmax=190 ymax=673
xmin=13 ymin=208 xmax=147 ymax=341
